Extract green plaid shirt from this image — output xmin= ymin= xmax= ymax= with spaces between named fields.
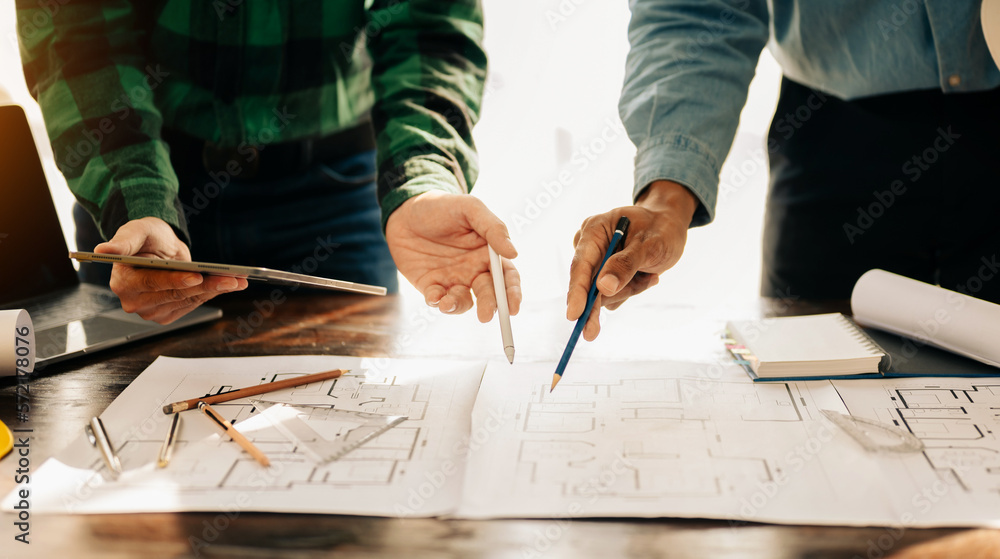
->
xmin=17 ymin=0 xmax=486 ymax=242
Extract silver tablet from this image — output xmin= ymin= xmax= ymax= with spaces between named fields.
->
xmin=70 ymin=251 xmax=387 ymax=296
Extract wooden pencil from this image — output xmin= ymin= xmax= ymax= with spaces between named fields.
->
xmin=162 ymin=369 xmax=345 ymax=414
xmin=198 ymin=401 xmax=270 ymax=467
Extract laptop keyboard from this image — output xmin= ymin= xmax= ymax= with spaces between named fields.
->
xmin=19 ymin=286 xmax=122 ymax=330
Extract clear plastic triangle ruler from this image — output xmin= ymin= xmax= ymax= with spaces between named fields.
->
xmin=251 ymin=399 xmax=406 ymax=464
xmin=821 ymin=409 xmax=924 ymax=453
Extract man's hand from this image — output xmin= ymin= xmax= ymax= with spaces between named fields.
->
xmin=887 ymin=529 xmax=1000 ymax=559
xmin=386 ymin=191 xmax=521 ymax=322
xmin=567 ymin=180 xmax=698 ymax=341
xmin=95 ymin=217 xmax=247 ymax=324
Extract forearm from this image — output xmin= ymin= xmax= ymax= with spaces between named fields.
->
xmin=367 ymin=0 xmax=487 ymax=230
xmin=621 ymin=0 xmax=769 ymax=226
xmin=636 ymin=180 xmax=699 ymax=226
xmin=17 ymin=0 xmax=185 ymax=241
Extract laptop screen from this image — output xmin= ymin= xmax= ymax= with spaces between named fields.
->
xmin=0 ymin=105 xmax=79 ymax=304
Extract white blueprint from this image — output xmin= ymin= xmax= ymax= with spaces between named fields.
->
xmin=14 ymin=355 xmax=484 ymax=516
xmin=832 ymin=377 xmax=1000 ymax=527
xmin=9 ymin=356 xmax=1000 ymax=526
xmin=458 ymin=361 xmax=1000 ymax=527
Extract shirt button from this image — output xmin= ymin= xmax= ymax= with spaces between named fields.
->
xmin=948 ymin=74 xmax=961 ymax=87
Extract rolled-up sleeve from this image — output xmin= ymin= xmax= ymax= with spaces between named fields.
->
xmin=620 ymin=0 xmax=768 ymax=226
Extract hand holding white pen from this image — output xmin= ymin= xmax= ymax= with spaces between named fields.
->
xmin=489 ymin=245 xmax=515 ymax=363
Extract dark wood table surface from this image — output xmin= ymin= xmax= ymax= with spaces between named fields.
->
xmin=0 ymin=291 xmax=994 ymax=559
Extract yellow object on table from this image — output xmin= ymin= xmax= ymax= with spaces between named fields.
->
xmin=0 ymin=419 xmax=13 ymax=459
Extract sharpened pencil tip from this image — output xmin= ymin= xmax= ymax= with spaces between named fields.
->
xmin=550 ymin=374 xmax=561 ymax=392
xmin=505 ymin=347 xmax=515 ymax=364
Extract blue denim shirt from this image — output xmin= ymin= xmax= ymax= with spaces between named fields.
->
xmin=622 ymin=0 xmax=1000 ymax=226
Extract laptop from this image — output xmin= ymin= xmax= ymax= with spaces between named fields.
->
xmin=0 ymin=105 xmax=221 ymax=367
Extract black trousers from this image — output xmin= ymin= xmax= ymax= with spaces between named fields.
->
xmin=762 ymin=78 xmax=1000 ymax=303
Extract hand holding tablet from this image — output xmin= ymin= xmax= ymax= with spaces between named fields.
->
xmin=70 ymin=252 xmax=387 ymax=296
xmin=74 ymin=217 xmax=385 ymax=325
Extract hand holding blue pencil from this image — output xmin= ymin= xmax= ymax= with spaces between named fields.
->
xmin=551 ymin=216 xmax=631 ymax=392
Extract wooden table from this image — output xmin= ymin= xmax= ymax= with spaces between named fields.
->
xmin=0 ymin=290 xmax=991 ymax=558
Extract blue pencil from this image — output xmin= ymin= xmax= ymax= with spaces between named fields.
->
xmin=551 ymin=216 xmax=631 ymax=392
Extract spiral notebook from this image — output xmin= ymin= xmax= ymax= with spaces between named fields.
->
xmin=725 ymin=313 xmax=890 ymax=381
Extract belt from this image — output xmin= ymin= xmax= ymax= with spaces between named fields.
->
xmin=161 ymin=121 xmax=376 ymax=182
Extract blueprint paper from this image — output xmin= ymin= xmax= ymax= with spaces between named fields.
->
xmin=13 ymin=355 xmax=484 ymax=516
xmin=832 ymin=378 xmax=1000 ymax=527
xmin=458 ymin=361 xmax=1000 ymax=527
xmin=8 ymin=356 xmax=1000 ymax=527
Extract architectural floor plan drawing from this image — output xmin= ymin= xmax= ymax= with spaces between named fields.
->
xmin=833 ymin=379 xmax=1000 ymax=525
xmin=458 ymin=362 xmax=1000 ymax=527
xmin=10 ymin=356 xmax=1000 ymax=526
xmin=21 ymin=355 xmax=485 ymax=516
xmin=512 ymin=375 xmax=814 ymax=500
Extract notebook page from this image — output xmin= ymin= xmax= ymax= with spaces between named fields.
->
xmin=729 ymin=313 xmax=881 ymax=363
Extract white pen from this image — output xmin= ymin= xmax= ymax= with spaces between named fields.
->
xmin=488 ymin=245 xmax=515 ymax=363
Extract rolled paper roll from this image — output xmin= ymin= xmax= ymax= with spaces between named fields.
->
xmin=0 ymin=309 xmax=34 ymax=376
xmin=983 ymin=0 xmax=1000 ymax=69
xmin=851 ymin=269 xmax=1000 ymax=368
